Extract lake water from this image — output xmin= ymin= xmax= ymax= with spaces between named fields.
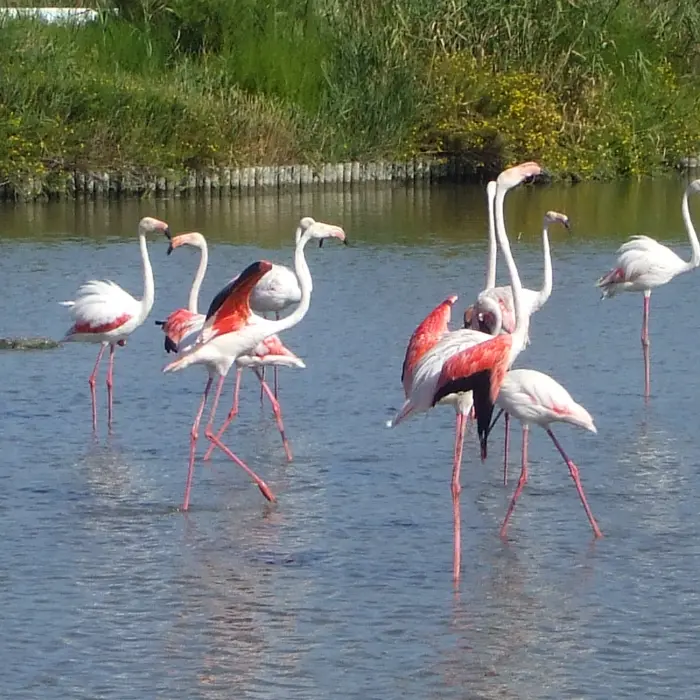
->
xmin=1 ymin=178 xmax=700 ymax=698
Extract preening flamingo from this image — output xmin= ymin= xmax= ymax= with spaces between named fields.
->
xmin=596 ymin=178 xmax=700 ymax=398
xmin=155 ymin=232 xmax=305 ymax=461
xmin=490 ymin=369 xmax=602 ymax=539
xmin=466 ymin=209 xmax=571 ymax=485
xmin=389 ymin=162 xmax=543 ymax=580
xmin=61 ymin=216 xmax=170 ymax=431
xmin=163 ymin=218 xmax=346 ymax=511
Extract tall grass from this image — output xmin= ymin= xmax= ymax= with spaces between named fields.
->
xmin=1 ymin=0 xmax=700 ymax=189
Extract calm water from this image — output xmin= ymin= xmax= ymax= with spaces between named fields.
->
xmin=1 ymin=178 xmax=700 ymax=699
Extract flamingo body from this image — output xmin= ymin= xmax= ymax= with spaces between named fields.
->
xmin=250 ymin=264 xmax=301 ymax=314
xmin=496 ymin=369 xmax=596 ymax=433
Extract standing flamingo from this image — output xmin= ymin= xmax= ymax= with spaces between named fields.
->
xmin=596 ymin=178 xmax=700 ymax=398
xmin=492 ymin=369 xmax=602 ymax=539
xmin=61 ymin=216 xmax=170 ymax=431
xmin=155 ymin=231 xmax=307 ymax=462
xmin=466 ymin=209 xmax=571 ymax=485
xmin=163 ymin=217 xmax=346 ymax=511
xmin=389 ymin=162 xmax=543 ymax=580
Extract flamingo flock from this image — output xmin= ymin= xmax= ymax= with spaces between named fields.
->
xmin=59 ymin=162 xmax=700 ymax=581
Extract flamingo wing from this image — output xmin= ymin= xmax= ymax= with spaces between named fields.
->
xmin=155 ymin=308 xmax=205 ymax=353
xmin=433 ymin=333 xmax=512 ymax=457
xmin=401 ymin=295 xmax=457 ymax=395
xmin=199 ymin=260 xmax=273 ymax=343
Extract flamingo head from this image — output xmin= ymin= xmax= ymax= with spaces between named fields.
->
xmin=496 ymin=162 xmax=548 ymax=190
xmin=139 ymin=216 xmax=171 ymax=239
xmin=307 ymin=219 xmax=348 ymax=248
xmin=166 ymin=231 xmax=206 ymax=256
xmin=544 ymin=210 xmax=570 ymax=232
xmin=689 ymin=179 xmax=700 ymax=194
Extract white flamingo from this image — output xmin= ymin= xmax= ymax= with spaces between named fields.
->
xmin=596 ymin=178 xmax=700 ymax=398
xmin=61 ymin=216 xmax=170 ymax=431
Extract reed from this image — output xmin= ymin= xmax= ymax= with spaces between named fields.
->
xmin=1 ymin=0 xmax=699 ymax=192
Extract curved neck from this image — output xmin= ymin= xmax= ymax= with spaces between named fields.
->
xmin=494 ymin=185 xmax=528 ymax=358
xmin=265 ymin=231 xmax=313 ymax=334
xmin=188 ymin=242 xmax=209 ymax=314
xmin=137 ymin=232 xmax=155 ymax=323
xmin=485 ymin=182 xmax=497 ymax=288
xmin=536 ymin=222 xmax=552 ymax=310
xmin=681 ymin=189 xmax=700 ymax=269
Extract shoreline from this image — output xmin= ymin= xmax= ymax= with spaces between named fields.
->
xmin=2 ymin=157 xmax=698 ymax=202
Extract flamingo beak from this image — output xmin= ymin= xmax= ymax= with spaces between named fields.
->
xmin=166 ymin=242 xmax=174 ymax=255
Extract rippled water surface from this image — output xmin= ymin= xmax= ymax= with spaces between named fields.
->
xmin=2 ymin=179 xmax=700 ymax=698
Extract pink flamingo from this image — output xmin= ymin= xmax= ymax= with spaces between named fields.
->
xmin=467 ymin=209 xmax=571 ymax=485
xmin=163 ymin=218 xmax=346 ymax=511
xmin=61 ymin=216 xmax=170 ymax=431
xmin=155 ymin=231 xmax=306 ymax=462
xmin=596 ymin=178 xmax=700 ymax=398
xmin=389 ymin=162 xmax=543 ymax=580
xmin=492 ymin=368 xmax=602 ymax=539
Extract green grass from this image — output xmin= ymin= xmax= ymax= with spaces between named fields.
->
xmin=1 ymin=0 xmax=700 ymax=194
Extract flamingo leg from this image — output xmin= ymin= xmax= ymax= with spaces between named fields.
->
xmin=203 ymin=368 xmax=242 ymax=462
xmin=182 ymin=375 xmax=214 ymax=511
xmin=503 ymin=412 xmax=511 ymax=486
xmin=451 ymin=411 xmax=467 ymax=582
xmin=106 ymin=343 xmax=116 ymax=430
xmin=88 ymin=344 xmax=106 ymax=431
xmin=260 ymin=367 xmax=265 ymax=404
xmin=546 ymin=428 xmax=603 ymax=538
xmin=642 ymin=291 xmax=651 ymax=399
xmin=254 ymin=368 xmax=292 ymax=462
xmin=203 ymin=377 xmax=276 ymax=503
xmin=500 ymin=424 xmax=529 ymax=538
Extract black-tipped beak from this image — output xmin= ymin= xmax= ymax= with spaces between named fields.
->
xmin=164 ymin=226 xmax=172 ymax=240
xmin=563 ymin=220 xmax=572 ymax=233
xmin=343 ymin=237 xmax=349 ymax=246
xmin=319 ymin=239 xmax=324 ymax=248
xmin=166 ymin=242 xmax=174 ymax=256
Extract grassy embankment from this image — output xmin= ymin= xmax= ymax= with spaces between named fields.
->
xmin=1 ymin=0 xmax=700 ymax=195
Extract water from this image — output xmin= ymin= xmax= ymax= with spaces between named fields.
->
xmin=1 ymin=177 xmax=699 ymax=698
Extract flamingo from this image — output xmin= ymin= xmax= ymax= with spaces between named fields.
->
xmin=248 ymin=228 xmax=307 ymax=400
xmin=389 ymin=162 xmax=543 ymax=580
xmin=61 ymin=216 xmax=170 ymax=431
xmin=596 ymin=178 xmax=700 ymax=398
xmin=162 ymin=217 xmax=346 ymax=511
xmin=466 ymin=209 xmax=571 ymax=485
xmin=490 ymin=369 xmax=602 ymax=539
xmin=155 ymin=231 xmax=307 ymax=462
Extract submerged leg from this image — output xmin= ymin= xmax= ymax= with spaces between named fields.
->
xmin=254 ymin=368 xmax=292 ymax=461
xmin=452 ymin=411 xmax=467 ymax=582
xmin=547 ymin=428 xmax=603 ymax=538
xmin=500 ymin=424 xmax=529 ymax=537
xmin=204 ymin=375 xmax=276 ymax=503
xmin=503 ymin=412 xmax=511 ymax=486
xmin=203 ymin=369 xmax=242 ymax=462
xmin=642 ymin=291 xmax=651 ymax=399
xmin=106 ymin=343 xmax=116 ymax=430
xmin=182 ymin=376 xmax=213 ymax=511
xmin=88 ymin=344 xmax=106 ymax=431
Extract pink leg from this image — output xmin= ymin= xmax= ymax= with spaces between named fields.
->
xmin=106 ymin=343 xmax=116 ymax=431
xmin=273 ymin=311 xmax=280 ymax=399
xmin=203 ymin=369 xmax=242 ymax=462
xmin=503 ymin=412 xmax=511 ymax=485
xmin=452 ymin=411 xmax=467 ymax=582
xmin=642 ymin=292 xmax=651 ymax=399
xmin=88 ymin=344 xmax=106 ymax=431
xmin=182 ymin=375 xmax=213 ymax=511
xmin=547 ymin=428 xmax=603 ymax=538
xmin=255 ymin=368 xmax=292 ymax=461
xmin=203 ymin=377 xmax=276 ymax=503
xmin=260 ymin=366 xmax=265 ymax=404
xmin=500 ymin=424 xmax=529 ymax=537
